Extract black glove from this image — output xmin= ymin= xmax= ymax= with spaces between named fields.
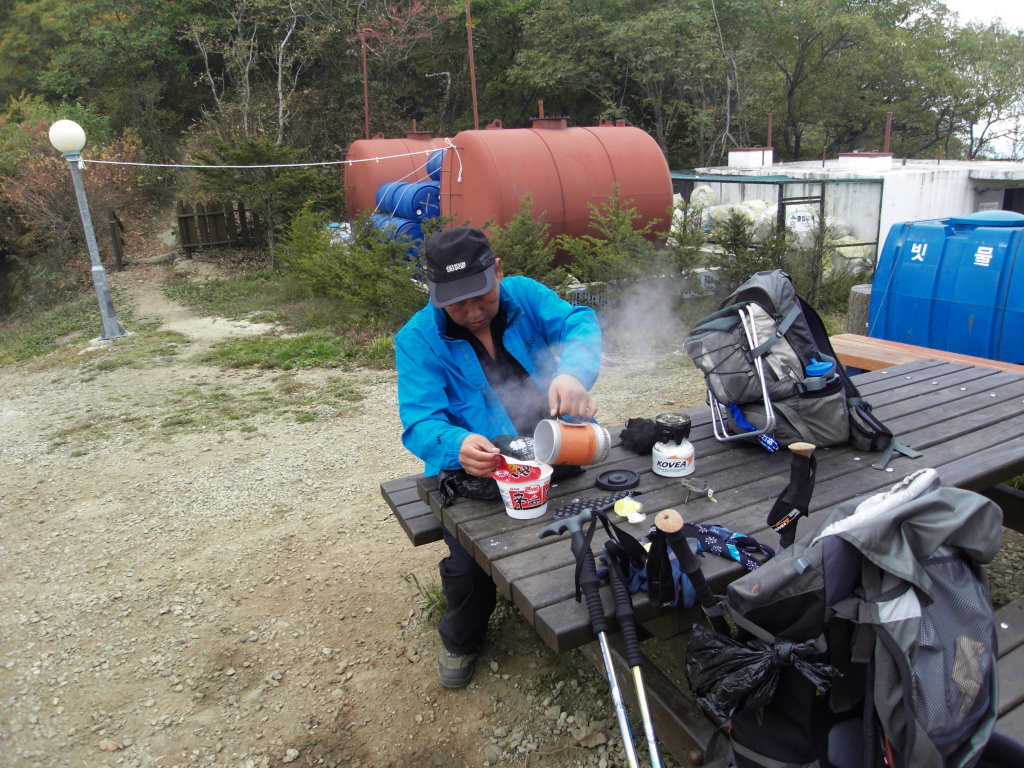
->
xmin=619 ymin=418 xmax=659 ymax=454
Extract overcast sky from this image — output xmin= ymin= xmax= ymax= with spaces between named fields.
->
xmin=941 ymin=0 xmax=1024 ymax=29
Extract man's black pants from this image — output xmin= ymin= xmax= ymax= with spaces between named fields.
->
xmin=438 ymin=528 xmax=496 ymax=655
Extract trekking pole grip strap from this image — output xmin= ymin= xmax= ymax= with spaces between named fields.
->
xmin=571 ymin=532 xmax=608 ymax=635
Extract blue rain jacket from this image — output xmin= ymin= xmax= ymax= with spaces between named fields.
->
xmin=396 ymin=276 xmax=601 ymax=476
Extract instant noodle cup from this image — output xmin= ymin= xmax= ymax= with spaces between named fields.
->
xmin=493 ymin=460 xmax=553 ymax=520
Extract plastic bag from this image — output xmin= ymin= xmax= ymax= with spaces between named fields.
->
xmin=437 ymin=469 xmax=500 ymax=508
xmin=685 ymin=624 xmax=839 ymax=722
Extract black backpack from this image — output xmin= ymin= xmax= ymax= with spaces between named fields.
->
xmin=684 ymin=270 xmax=917 ymax=468
xmin=685 ymin=469 xmax=1002 ymax=768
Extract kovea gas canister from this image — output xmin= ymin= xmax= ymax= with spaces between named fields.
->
xmin=651 ymin=412 xmax=695 ymax=477
xmin=652 ymin=441 xmax=695 ymax=477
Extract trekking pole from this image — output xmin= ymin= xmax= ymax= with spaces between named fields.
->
xmin=539 ymin=512 xmax=640 ymax=768
xmin=766 ymin=442 xmax=816 ymax=549
xmin=604 ymin=540 xmax=663 ymax=768
xmin=654 ymin=509 xmax=733 ymax=637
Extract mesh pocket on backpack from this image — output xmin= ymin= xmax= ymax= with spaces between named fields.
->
xmin=913 ymin=551 xmax=995 ymax=754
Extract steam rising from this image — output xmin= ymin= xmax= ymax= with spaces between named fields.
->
xmin=597 ymin=275 xmax=700 ymax=360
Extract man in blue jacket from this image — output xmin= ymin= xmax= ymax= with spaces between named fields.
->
xmin=396 ymin=226 xmax=602 ymax=688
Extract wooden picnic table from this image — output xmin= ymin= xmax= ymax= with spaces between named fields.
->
xmin=381 ymin=359 xmax=1024 ymax=764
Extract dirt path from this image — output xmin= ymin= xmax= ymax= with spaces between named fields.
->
xmin=0 ymin=260 xmax=707 ymax=768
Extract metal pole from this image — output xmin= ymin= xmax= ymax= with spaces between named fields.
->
xmin=464 ymin=0 xmax=479 ymax=130
xmin=64 ymin=151 xmax=125 ymax=340
xmin=884 ymin=111 xmax=892 ymax=154
xmin=361 ymin=28 xmax=371 ymax=140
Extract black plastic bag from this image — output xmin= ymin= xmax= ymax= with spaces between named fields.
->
xmin=685 ymin=624 xmax=839 ymax=723
xmin=437 ymin=469 xmax=500 ymax=508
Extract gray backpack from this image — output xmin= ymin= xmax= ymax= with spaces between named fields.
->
xmin=686 ymin=469 xmax=1001 ymax=768
xmin=684 ymin=270 xmax=916 ymax=466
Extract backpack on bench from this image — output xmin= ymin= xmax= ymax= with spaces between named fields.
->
xmin=686 ymin=469 xmax=1003 ymax=768
xmin=684 ymin=269 xmax=917 ymax=468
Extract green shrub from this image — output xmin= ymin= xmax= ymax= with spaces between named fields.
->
xmin=278 ymin=209 xmax=427 ymax=328
xmin=786 ymin=219 xmax=869 ymax=314
xmin=558 ymin=186 xmax=668 ymax=293
xmin=706 ymin=210 xmax=867 ymax=314
xmin=706 ymin=210 xmax=789 ymax=292
xmin=489 ymin=195 xmax=568 ymax=291
xmin=664 ymin=200 xmax=707 ymax=277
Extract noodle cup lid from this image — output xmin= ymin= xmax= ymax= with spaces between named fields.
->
xmin=493 ymin=460 xmax=547 ymax=483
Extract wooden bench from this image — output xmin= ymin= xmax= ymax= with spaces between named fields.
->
xmin=379 ymin=473 xmax=443 ymax=546
xmin=830 ymin=333 xmax=1024 ymax=375
xmin=996 ymin=598 xmax=1024 ymax=738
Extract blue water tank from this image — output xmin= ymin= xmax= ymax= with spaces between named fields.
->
xmin=868 ymin=210 xmax=1024 ymax=362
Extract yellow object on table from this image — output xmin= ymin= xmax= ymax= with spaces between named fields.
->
xmin=614 ymin=497 xmax=645 ymax=524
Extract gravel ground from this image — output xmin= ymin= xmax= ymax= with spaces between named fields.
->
xmin=2 ymin=259 xmax=1021 ymax=768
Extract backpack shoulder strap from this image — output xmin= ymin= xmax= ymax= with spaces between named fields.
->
xmin=748 ymin=302 xmax=804 ymax=360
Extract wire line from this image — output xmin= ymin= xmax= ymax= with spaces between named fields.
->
xmin=80 ymin=147 xmax=439 ymax=171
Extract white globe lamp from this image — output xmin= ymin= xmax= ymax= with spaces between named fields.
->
xmin=48 ymin=119 xmax=87 ymax=154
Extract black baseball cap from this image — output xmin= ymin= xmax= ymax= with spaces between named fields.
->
xmin=425 ymin=227 xmax=496 ymax=308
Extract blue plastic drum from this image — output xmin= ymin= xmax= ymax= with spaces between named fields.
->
xmin=390 ymin=181 xmax=440 ymax=220
xmin=426 ymin=149 xmax=446 ymax=181
xmin=367 ymin=213 xmax=424 ymax=259
xmin=375 ymin=182 xmax=404 ymax=212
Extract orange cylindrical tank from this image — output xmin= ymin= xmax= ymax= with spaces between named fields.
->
xmin=439 ymin=117 xmax=671 ymax=240
xmin=343 ymin=131 xmax=447 ymax=217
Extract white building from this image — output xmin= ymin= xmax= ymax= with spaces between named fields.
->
xmin=680 ymin=150 xmax=1024 ymax=262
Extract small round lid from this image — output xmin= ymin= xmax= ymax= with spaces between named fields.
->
xmin=805 ymin=358 xmax=835 ymax=377
xmin=595 ymin=469 xmax=641 ymax=491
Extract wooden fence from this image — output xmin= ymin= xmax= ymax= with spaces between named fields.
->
xmin=108 ymin=208 xmax=125 ymax=271
xmin=176 ymin=200 xmax=264 ymax=252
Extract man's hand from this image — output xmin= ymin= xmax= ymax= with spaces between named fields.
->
xmin=548 ymin=374 xmax=598 ymax=419
xmin=459 ymin=433 xmax=501 ymax=477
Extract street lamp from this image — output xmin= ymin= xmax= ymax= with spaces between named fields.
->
xmin=48 ymin=119 xmax=126 ymax=340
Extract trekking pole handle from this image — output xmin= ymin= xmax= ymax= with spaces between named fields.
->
xmin=789 ymin=441 xmax=815 ymax=458
xmin=572 ymin=531 xmax=609 ymax=635
xmin=655 ymin=509 xmax=732 ymax=636
xmin=539 ymin=512 xmax=608 ymax=635
xmin=604 ymin=543 xmax=642 ymax=669
xmin=779 ymin=442 xmax=815 ymax=550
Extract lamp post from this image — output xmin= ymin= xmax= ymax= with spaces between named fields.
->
xmin=48 ymin=119 xmax=125 ymax=340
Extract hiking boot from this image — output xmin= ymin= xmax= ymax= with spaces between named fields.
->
xmin=437 ymin=648 xmax=476 ymax=688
